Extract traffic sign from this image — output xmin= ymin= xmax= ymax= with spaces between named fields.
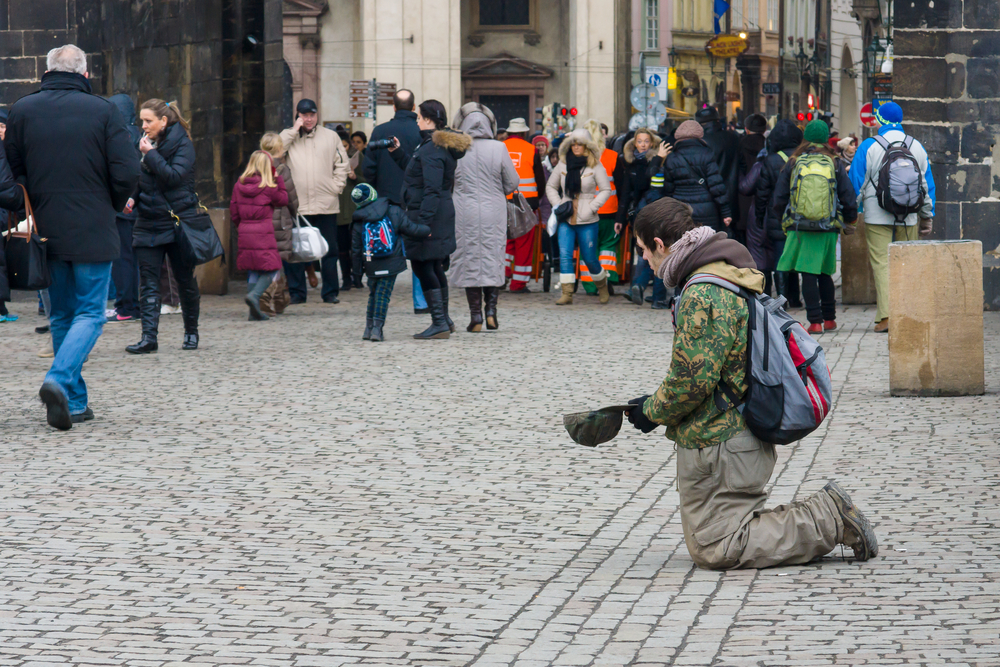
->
xmin=762 ymin=83 xmax=782 ymax=95
xmin=629 ymin=83 xmax=660 ymax=113
xmin=646 ymin=66 xmax=670 ymax=105
xmin=860 ymin=102 xmax=876 ymax=127
xmin=628 ymin=102 xmax=668 ymax=130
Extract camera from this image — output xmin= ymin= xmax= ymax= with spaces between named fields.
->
xmin=368 ymin=137 xmax=396 ymax=150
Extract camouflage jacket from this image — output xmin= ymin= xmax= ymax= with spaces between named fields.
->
xmin=643 ymin=262 xmax=763 ymax=449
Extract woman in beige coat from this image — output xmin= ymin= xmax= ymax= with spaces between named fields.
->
xmin=545 ymin=129 xmax=612 ymax=305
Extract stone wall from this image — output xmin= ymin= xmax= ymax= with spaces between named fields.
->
xmin=0 ymin=0 xmax=283 ymax=208
xmin=893 ymin=0 xmax=1000 ymax=309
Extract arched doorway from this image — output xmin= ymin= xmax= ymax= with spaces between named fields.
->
xmin=840 ymin=43 xmax=860 ymax=136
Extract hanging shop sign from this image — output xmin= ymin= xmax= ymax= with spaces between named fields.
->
xmin=705 ymin=35 xmax=749 ymax=59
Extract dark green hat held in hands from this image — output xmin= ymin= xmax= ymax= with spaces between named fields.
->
xmin=563 ymin=405 xmax=634 ymax=447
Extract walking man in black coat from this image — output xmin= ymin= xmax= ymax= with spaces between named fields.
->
xmin=695 ymin=106 xmax=741 ymax=235
xmin=4 ymin=45 xmax=140 ymax=430
xmin=363 ymin=90 xmax=429 ymax=313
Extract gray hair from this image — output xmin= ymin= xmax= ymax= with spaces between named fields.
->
xmin=46 ymin=45 xmax=87 ymax=75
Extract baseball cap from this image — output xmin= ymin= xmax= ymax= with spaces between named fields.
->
xmin=296 ymin=98 xmax=318 ymax=115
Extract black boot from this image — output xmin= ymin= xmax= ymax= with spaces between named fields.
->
xmin=774 ymin=272 xmax=789 ymax=308
xmin=466 ymin=288 xmax=484 ymax=332
xmin=178 ymin=272 xmax=200 ymax=348
xmin=183 ymin=333 xmax=199 ymax=350
xmin=440 ymin=284 xmax=456 ymax=333
xmin=786 ymin=271 xmax=803 ymax=309
xmin=484 ymin=286 xmax=499 ymax=330
xmin=127 ymin=286 xmax=160 ymax=354
xmin=370 ymin=318 xmax=385 ymax=342
xmin=413 ymin=288 xmax=450 ymax=339
xmin=363 ymin=317 xmax=374 ymax=340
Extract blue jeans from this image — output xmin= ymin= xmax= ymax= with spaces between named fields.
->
xmin=557 ymin=222 xmax=602 ymax=276
xmin=248 ymin=270 xmax=278 ymax=284
xmin=45 ymin=260 xmax=113 ymax=415
xmin=631 ymin=257 xmax=667 ymax=303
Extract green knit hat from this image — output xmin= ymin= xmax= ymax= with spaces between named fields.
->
xmin=803 ymin=119 xmax=830 ymax=145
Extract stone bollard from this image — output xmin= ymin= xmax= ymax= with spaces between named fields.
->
xmin=841 ymin=214 xmax=877 ymax=304
xmin=193 ymin=208 xmax=230 ymax=296
xmin=889 ymin=240 xmax=984 ymax=397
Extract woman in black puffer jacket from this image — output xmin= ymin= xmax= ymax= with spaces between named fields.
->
xmin=646 ymin=120 xmax=731 ymax=230
xmin=127 ymin=99 xmax=200 ymax=354
xmin=754 ymin=119 xmax=804 ymax=308
xmin=390 ymin=99 xmax=470 ymax=340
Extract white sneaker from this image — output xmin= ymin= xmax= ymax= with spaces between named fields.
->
xmin=104 ymin=308 xmax=117 ymax=319
xmin=160 ymin=304 xmax=182 ymax=315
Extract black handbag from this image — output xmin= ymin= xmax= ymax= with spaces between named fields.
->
xmin=4 ymin=185 xmax=50 ymax=291
xmin=171 ymin=204 xmax=225 ymax=266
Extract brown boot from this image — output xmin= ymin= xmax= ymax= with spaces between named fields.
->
xmin=874 ymin=318 xmax=889 ymax=333
xmin=555 ymin=280 xmax=573 ymax=306
xmin=593 ymin=270 xmax=610 ymax=304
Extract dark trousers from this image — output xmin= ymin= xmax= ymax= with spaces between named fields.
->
xmin=367 ymin=275 xmax=397 ymax=321
xmin=410 ymin=258 xmax=448 ymax=290
xmin=801 ymin=273 xmax=836 ymax=324
xmin=283 ymin=213 xmax=339 ymax=302
xmin=111 ymin=218 xmax=140 ymax=317
xmin=631 ymin=257 xmax=667 ymax=303
xmin=336 ymin=224 xmax=353 ymax=287
xmin=135 ymin=243 xmax=200 ymax=337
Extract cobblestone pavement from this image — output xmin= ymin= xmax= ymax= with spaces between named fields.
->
xmin=2 ymin=275 xmax=999 ymax=666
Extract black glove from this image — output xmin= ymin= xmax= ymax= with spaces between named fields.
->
xmin=627 ymin=395 xmax=658 ymax=434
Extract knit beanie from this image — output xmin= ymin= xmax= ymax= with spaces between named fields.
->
xmin=803 ymin=119 xmax=830 ymax=145
xmin=351 ymin=183 xmax=377 ymax=206
xmin=674 ymin=120 xmax=704 ymax=142
xmin=874 ymin=101 xmax=903 ymax=125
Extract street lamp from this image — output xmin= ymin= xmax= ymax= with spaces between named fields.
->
xmin=794 ymin=40 xmax=810 ymax=78
xmin=668 ymin=47 xmax=678 ymax=68
xmin=865 ymin=36 xmax=888 ymax=78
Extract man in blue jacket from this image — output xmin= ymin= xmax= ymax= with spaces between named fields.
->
xmin=849 ymin=102 xmax=935 ymax=333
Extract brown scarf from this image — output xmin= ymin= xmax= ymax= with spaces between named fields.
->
xmin=657 ymin=228 xmax=758 ymax=288
xmin=657 ymin=227 xmax=716 ymax=288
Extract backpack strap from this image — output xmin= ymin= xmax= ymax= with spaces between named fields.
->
xmin=874 ymin=135 xmax=890 ymax=151
xmin=903 ymin=135 xmax=914 ymax=150
xmin=777 ymin=151 xmax=789 ymax=163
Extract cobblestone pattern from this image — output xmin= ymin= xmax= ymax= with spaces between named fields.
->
xmin=1 ymin=277 xmax=998 ymax=666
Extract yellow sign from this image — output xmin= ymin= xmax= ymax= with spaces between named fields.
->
xmin=667 ymin=68 xmax=678 ymax=90
xmin=706 ymin=35 xmax=749 ymax=59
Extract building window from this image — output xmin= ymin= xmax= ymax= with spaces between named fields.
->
xmin=480 ymin=0 xmax=530 ymax=26
xmin=767 ymin=0 xmax=778 ymax=31
xmin=645 ymin=0 xmax=659 ymax=50
xmin=747 ymin=0 xmax=758 ymax=30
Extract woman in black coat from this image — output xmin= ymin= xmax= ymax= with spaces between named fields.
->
xmin=646 ymin=120 xmax=731 ymax=231
xmin=754 ymin=119 xmax=804 ymax=308
xmin=127 ymin=99 xmax=201 ymax=354
xmin=389 ymin=99 xmax=470 ymax=340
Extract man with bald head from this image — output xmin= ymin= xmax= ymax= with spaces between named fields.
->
xmin=363 ymin=89 xmax=428 ymax=311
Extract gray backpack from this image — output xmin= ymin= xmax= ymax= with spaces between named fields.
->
xmin=873 ymin=135 xmax=924 ymax=224
xmin=674 ymin=275 xmax=834 ymax=445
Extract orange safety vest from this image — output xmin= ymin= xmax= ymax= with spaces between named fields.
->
xmin=504 ymin=137 xmax=539 ymax=200
xmin=597 ymin=148 xmax=618 ymax=215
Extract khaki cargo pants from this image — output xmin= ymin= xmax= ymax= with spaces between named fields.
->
xmin=677 ymin=430 xmax=844 ymax=570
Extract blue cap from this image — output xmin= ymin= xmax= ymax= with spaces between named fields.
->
xmin=874 ymin=101 xmax=903 ymax=125
xmin=351 ymin=183 xmax=377 ymax=206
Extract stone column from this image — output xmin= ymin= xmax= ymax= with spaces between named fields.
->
xmin=888 ymin=240 xmax=984 ymax=396
xmin=894 ymin=0 xmax=1000 ymax=311
xmin=840 ymin=215 xmax=877 ymax=304
xmin=569 ymin=0 xmax=618 ymax=129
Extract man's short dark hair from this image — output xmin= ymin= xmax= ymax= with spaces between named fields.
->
xmin=634 ymin=197 xmax=698 ymax=250
xmin=393 ymin=89 xmax=415 ymax=112
xmin=351 ymin=131 xmax=367 ymax=144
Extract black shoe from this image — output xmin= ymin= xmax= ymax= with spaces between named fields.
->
xmin=39 ymin=381 xmax=72 ymax=431
xmin=414 ymin=307 xmax=430 ymax=314
xmin=35 ymin=325 xmax=50 ymax=334
xmin=629 ymin=284 xmax=643 ymax=306
xmin=183 ymin=333 xmax=199 ymax=350
xmin=651 ymin=300 xmax=669 ymax=310
xmin=370 ymin=318 xmax=385 ymax=342
xmin=341 ymin=281 xmax=352 ymax=292
xmin=440 ymin=284 xmax=456 ymax=333
xmin=413 ymin=289 xmax=451 ymax=339
xmin=71 ymin=407 xmax=95 ymax=424
xmin=509 ymin=285 xmax=531 ymax=294
xmin=483 ymin=286 xmax=499 ymax=330
xmin=246 ymin=295 xmax=269 ymax=321
xmin=644 ymin=294 xmax=653 ymax=303
xmin=363 ymin=317 xmax=373 ymax=340
xmin=353 ymin=278 xmax=364 ymax=289
xmin=788 ymin=300 xmax=804 ymax=309
xmin=824 ymin=481 xmax=878 ymax=561
xmin=289 ymin=297 xmax=307 ymax=305
xmin=126 ymin=336 xmax=158 ymax=354
xmin=323 ymin=296 xmax=340 ymax=304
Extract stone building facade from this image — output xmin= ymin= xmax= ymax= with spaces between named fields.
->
xmin=893 ymin=0 xmax=1000 ymax=309
xmin=0 ymin=0 xmax=284 ymax=207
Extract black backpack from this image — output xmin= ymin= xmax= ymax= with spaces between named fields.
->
xmin=872 ymin=135 xmax=924 ymax=224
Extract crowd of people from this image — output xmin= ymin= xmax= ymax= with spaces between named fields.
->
xmin=2 ymin=43 xmax=935 ymax=434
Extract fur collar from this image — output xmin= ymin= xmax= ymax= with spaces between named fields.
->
xmin=558 ymin=135 xmax=600 ymax=168
xmin=432 ymin=129 xmax=473 ymax=152
xmin=623 ymin=131 xmax=662 ymax=163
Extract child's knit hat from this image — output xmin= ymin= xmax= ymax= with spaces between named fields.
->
xmin=351 ymin=183 xmax=377 ymax=206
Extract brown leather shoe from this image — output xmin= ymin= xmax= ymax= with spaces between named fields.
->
xmin=874 ymin=319 xmax=889 ymax=333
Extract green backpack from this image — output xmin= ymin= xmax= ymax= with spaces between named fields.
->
xmin=783 ymin=153 xmax=840 ymax=232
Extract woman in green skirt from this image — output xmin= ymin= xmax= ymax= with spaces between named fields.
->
xmin=770 ymin=120 xmax=858 ymax=334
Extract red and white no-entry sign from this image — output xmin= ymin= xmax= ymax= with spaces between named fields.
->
xmin=860 ymin=102 xmax=876 ymax=127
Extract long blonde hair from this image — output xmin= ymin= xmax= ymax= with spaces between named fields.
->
xmin=259 ymin=132 xmax=284 ymax=158
xmin=140 ymin=98 xmax=191 ymax=139
xmin=240 ymin=151 xmax=276 ymax=188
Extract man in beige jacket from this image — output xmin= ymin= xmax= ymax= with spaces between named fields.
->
xmin=279 ymin=99 xmax=350 ymax=304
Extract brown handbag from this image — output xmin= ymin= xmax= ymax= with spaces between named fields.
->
xmin=3 ymin=184 xmax=50 ymax=291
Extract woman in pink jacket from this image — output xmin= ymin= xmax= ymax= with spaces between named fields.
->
xmin=230 ymin=151 xmax=289 ymax=321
